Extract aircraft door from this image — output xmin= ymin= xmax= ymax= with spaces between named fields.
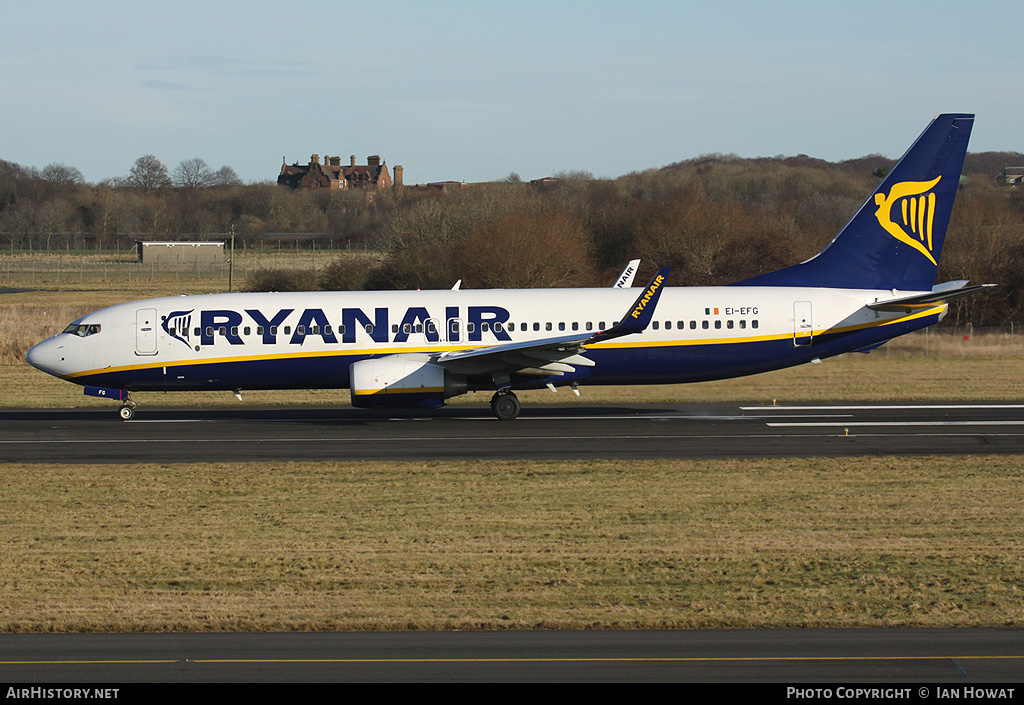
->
xmin=793 ymin=301 xmax=813 ymax=347
xmin=425 ymin=318 xmax=441 ymax=344
xmin=136 ymin=308 xmax=159 ymax=356
xmin=447 ymin=317 xmax=465 ymax=344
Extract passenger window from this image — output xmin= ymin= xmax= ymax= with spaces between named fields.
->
xmin=727 ymin=320 xmax=734 ymax=329
xmin=558 ymin=322 xmax=565 ymax=331
xmin=752 ymin=320 xmax=759 ymax=329
xmin=244 ymin=326 xmax=251 ymax=336
xmin=403 ymin=323 xmax=411 ymax=334
xmin=652 ymin=321 xmax=660 ymax=330
xmin=714 ymin=320 xmax=722 ymax=329
xmin=701 ymin=321 xmax=709 ymax=330
xmin=270 ymin=326 xmax=278 ymax=335
xmin=296 ymin=325 xmax=305 ymax=335
xmin=586 ymin=322 xmax=593 ymax=331
xmin=231 ymin=326 xmax=239 ymax=336
xmin=690 ymin=321 xmax=697 ymax=330
xmin=364 ymin=324 xmax=373 ymax=334
xmin=206 ymin=326 xmax=214 ymax=336
xmin=533 ymin=322 xmax=540 ymax=331
xmin=739 ymin=320 xmax=746 ymax=329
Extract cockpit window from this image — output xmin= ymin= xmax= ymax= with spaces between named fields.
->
xmin=62 ymin=323 xmax=101 ymax=337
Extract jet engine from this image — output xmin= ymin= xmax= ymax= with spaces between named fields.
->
xmin=349 ymin=355 xmax=467 ymax=409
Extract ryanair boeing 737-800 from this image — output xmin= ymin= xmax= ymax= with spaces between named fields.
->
xmin=27 ymin=114 xmax=988 ymax=421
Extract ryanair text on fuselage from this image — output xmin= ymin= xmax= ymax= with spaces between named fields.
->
xmin=165 ymin=305 xmax=514 ymax=348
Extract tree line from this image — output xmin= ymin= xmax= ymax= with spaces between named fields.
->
xmin=2 ymin=151 xmax=1023 ymax=324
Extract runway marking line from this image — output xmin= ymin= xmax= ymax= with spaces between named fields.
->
xmin=768 ymin=421 xmax=1024 ymax=427
xmin=742 ymin=404 xmax=1024 ymax=410
xmin=2 ymin=655 xmax=1021 ymax=665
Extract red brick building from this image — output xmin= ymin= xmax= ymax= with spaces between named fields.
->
xmin=278 ymin=154 xmax=402 ymax=190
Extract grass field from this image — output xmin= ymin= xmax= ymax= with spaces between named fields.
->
xmin=1 ymin=457 xmax=1021 ymax=632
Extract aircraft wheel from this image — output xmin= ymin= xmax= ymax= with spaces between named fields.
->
xmin=491 ymin=392 xmax=521 ymax=421
xmin=119 ymin=405 xmax=135 ymax=421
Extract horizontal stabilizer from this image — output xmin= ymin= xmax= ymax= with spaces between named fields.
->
xmin=866 ymin=282 xmax=995 ymax=312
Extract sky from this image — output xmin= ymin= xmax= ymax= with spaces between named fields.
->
xmin=3 ymin=1 xmax=1022 ymax=185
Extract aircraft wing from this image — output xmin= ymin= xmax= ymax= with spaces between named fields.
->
xmin=435 ymin=267 xmax=670 ymax=376
xmin=866 ymin=281 xmax=995 ymax=312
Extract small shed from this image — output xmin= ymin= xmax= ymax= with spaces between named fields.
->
xmin=136 ymin=241 xmax=224 ymax=265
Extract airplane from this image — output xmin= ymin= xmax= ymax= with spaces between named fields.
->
xmin=27 ymin=113 xmax=989 ymax=421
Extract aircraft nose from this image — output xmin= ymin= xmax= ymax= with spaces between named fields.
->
xmin=26 ymin=338 xmax=56 ymax=375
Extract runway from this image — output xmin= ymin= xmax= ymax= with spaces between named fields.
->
xmin=2 ymin=401 xmax=1024 ymax=463
xmin=4 ymin=403 xmax=1023 ymax=684
xmin=2 ymin=628 xmax=1022 ymax=682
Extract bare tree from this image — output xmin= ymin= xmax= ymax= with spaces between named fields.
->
xmin=126 ymin=155 xmax=171 ymax=192
xmin=211 ymin=165 xmax=243 ymax=187
xmin=40 ymin=163 xmax=85 ymax=187
xmin=173 ymin=158 xmax=215 ymax=188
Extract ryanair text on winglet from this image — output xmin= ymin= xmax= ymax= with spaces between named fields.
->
xmin=630 ymin=275 xmax=666 ymax=319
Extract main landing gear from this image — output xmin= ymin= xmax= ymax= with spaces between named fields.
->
xmin=490 ymin=390 xmax=521 ymax=421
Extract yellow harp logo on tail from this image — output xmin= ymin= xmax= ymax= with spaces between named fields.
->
xmin=873 ymin=176 xmax=942 ymax=265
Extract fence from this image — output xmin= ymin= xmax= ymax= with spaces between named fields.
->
xmin=0 ymin=249 xmax=361 ymax=286
xmin=878 ymin=325 xmax=1022 ymax=358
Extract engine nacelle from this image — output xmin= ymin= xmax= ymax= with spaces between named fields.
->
xmin=349 ymin=355 xmax=467 ymax=409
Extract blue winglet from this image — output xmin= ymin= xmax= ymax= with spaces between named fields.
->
xmin=591 ymin=266 xmax=670 ymax=342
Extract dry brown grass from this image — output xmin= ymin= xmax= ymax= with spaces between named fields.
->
xmin=1 ymin=457 xmax=1021 ymax=632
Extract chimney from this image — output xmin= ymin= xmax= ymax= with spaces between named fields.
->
xmin=350 ymin=155 xmax=356 ymax=167
xmin=367 ymin=155 xmax=381 ymax=168
xmin=311 ymin=154 xmax=320 ymax=165
xmin=394 ymin=165 xmax=404 ymax=189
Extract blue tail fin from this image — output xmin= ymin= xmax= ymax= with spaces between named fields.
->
xmin=735 ymin=113 xmax=974 ymax=291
